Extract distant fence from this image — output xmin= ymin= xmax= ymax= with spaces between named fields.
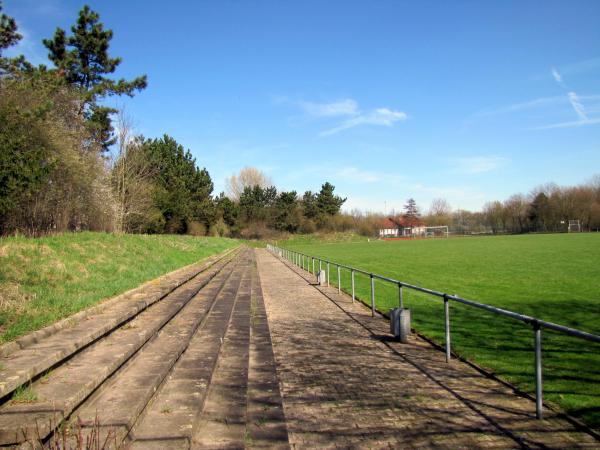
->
xmin=267 ymin=244 xmax=600 ymax=420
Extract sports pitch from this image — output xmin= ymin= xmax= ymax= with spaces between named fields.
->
xmin=283 ymin=233 xmax=600 ymax=429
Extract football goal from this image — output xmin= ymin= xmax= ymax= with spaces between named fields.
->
xmin=568 ymin=220 xmax=581 ymax=233
xmin=424 ymin=226 xmax=449 ymax=238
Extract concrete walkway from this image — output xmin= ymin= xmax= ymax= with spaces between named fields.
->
xmin=256 ymin=248 xmax=599 ymax=449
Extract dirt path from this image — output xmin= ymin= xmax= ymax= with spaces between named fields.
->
xmin=256 ymin=248 xmax=598 ymax=449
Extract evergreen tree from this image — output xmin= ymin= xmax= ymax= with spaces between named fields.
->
xmin=528 ymin=192 xmax=550 ymax=232
xmin=316 ymin=182 xmax=346 ymax=216
xmin=403 ymin=198 xmax=420 ymax=226
xmin=302 ymin=191 xmax=319 ymax=219
xmin=43 ymin=5 xmax=147 ymax=150
xmin=239 ymin=185 xmax=277 ymax=223
xmin=215 ymin=192 xmax=239 ymax=228
xmin=139 ymin=135 xmax=214 ymax=233
xmin=0 ymin=2 xmax=20 ymax=56
xmin=272 ymin=191 xmax=299 ymax=232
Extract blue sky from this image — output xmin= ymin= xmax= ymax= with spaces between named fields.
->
xmin=4 ymin=0 xmax=600 ymax=212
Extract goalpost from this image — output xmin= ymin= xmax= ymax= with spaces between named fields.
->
xmin=424 ymin=225 xmax=449 ymax=238
xmin=568 ymin=220 xmax=581 ymax=233
xmin=401 ymin=225 xmax=449 ymax=238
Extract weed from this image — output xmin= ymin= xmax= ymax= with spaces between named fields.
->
xmin=12 ymin=383 xmax=38 ymax=403
xmin=40 ymin=370 xmax=51 ymax=384
xmin=161 ymin=405 xmax=172 ymax=414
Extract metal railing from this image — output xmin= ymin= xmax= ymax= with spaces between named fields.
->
xmin=267 ymin=244 xmax=600 ymax=420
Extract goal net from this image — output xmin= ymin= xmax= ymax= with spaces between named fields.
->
xmin=401 ymin=225 xmax=449 ymax=238
xmin=424 ymin=225 xmax=449 ymax=238
xmin=568 ymin=220 xmax=581 ymax=233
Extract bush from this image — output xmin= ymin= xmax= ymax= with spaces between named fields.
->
xmin=0 ymin=72 xmax=116 ymax=236
xmin=186 ymin=220 xmax=206 ymax=236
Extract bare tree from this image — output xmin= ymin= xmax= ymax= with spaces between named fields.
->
xmin=111 ymin=111 xmax=156 ymax=233
xmin=426 ymin=198 xmax=452 ymax=226
xmin=225 ymin=166 xmax=272 ymax=201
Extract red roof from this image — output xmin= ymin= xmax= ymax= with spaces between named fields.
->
xmin=380 ymin=218 xmax=397 ymax=228
xmin=380 ymin=215 xmax=425 ymax=228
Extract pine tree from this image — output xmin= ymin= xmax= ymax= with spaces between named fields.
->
xmin=0 ymin=2 xmax=20 ymax=56
xmin=43 ymin=5 xmax=147 ymax=150
xmin=316 ymin=182 xmax=346 ymax=216
xmin=403 ymin=198 xmax=420 ymax=226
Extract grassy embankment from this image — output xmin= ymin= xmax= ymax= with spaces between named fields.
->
xmin=283 ymin=233 xmax=600 ymax=428
xmin=0 ymin=232 xmax=238 ymax=343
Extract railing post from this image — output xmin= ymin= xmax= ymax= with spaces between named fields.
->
xmin=337 ymin=265 xmax=341 ymax=293
xmin=351 ymin=270 xmax=355 ymax=302
xmin=398 ymin=283 xmax=404 ymax=309
xmin=534 ymin=322 xmax=543 ymax=419
xmin=444 ymin=294 xmax=451 ymax=362
xmin=370 ymin=275 xmax=375 ymax=317
xmin=327 ymin=262 xmax=330 ymax=286
xmin=319 ymin=259 xmax=322 ymax=274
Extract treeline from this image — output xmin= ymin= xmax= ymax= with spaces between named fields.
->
xmin=321 ymin=178 xmax=600 ymax=237
xmin=479 ymin=180 xmax=600 ymax=233
xmin=419 ymin=179 xmax=600 ymax=234
xmin=215 ymin=179 xmax=346 ymax=238
xmin=0 ymin=4 xmax=347 ymax=238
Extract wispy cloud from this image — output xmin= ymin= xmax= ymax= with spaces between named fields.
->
xmin=282 ymin=164 xmax=404 ymax=186
xmin=529 ymin=65 xmax=600 ymax=130
xmin=451 ymin=156 xmax=508 ymax=174
xmin=319 ymin=107 xmax=407 ymax=137
xmin=530 ymin=118 xmax=600 ymax=130
xmin=472 ymin=96 xmax=565 ymax=119
xmin=334 ymin=166 xmax=405 ymax=184
xmin=278 ymin=97 xmax=407 ymax=136
xmin=551 ymin=67 xmax=562 ymax=83
xmin=298 ymin=99 xmax=359 ymax=117
xmin=567 ymin=92 xmax=588 ymax=120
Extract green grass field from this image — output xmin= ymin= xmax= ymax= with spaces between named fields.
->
xmin=283 ymin=233 xmax=600 ymax=429
xmin=0 ymin=232 xmax=238 ymax=343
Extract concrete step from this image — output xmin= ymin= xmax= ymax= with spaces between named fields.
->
xmin=126 ymin=254 xmax=254 ymax=449
xmin=0 ymin=251 xmax=238 ymax=446
xmin=59 ymin=250 xmax=252 ymax=448
xmin=244 ymin=264 xmax=289 ymax=449
xmin=190 ymin=255 xmax=253 ymax=449
xmin=0 ymin=248 xmax=238 ymax=403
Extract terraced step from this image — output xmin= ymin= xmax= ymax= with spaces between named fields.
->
xmin=244 ymin=264 xmax=288 ymax=448
xmin=0 ymin=247 xmax=238 ymax=402
xmin=127 ymin=255 xmax=253 ymax=449
xmin=127 ymin=252 xmax=289 ymax=450
xmin=59 ymin=250 xmax=253 ymax=448
xmin=0 ymin=251 xmax=238 ymax=446
xmin=191 ymin=258 xmax=252 ymax=449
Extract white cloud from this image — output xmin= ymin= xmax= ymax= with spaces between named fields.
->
xmin=278 ymin=97 xmax=408 ymax=136
xmin=319 ymin=108 xmax=407 ymax=136
xmin=451 ymin=156 xmax=508 ymax=174
xmin=552 ymin=67 xmax=563 ymax=83
xmin=568 ymin=91 xmax=588 ymax=121
xmin=298 ymin=99 xmax=359 ymax=118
